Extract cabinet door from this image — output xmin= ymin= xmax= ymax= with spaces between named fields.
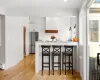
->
xmin=89 ymin=20 xmax=99 ymax=42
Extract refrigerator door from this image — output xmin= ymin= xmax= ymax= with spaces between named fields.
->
xmin=29 ymin=32 xmax=38 ymax=53
xmin=35 ymin=32 xmax=38 ymax=41
xmin=30 ymin=46 xmax=35 ymax=53
xmin=31 ymin=32 xmax=35 ymax=45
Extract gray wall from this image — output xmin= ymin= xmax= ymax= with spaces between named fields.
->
xmin=0 ymin=15 xmax=5 ymax=64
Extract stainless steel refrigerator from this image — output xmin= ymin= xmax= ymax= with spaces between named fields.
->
xmin=29 ymin=32 xmax=38 ymax=53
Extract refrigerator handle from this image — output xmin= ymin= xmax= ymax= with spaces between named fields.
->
xmin=97 ymin=53 xmax=100 ymax=65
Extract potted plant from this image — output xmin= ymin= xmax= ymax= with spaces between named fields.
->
xmin=73 ymin=24 xmax=78 ymax=42
xmin=51 ymin=35 xmax=56 ymax=41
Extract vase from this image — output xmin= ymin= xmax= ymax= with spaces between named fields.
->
xmin=52 ymin=39 xmax=54 ymax=41
xmin=68 ymin=30 xmax=72 ymax=41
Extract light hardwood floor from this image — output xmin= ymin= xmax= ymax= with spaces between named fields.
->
xmin=0 ymin=54 xmax=81 ymax=80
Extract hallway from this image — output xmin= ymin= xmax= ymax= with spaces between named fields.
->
xmin=0 ymin=54 xmax=81 ymax=80
xmin=0 ymin=54 xmax=35 ymax=80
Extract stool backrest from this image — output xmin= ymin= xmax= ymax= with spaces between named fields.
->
xmin=52 ymin=45 xmax=61 ymax=53
xmin=41 ymin=45 xmax=50 ymax=53
xmin=64 ymin=46 xmax=73 ymax=54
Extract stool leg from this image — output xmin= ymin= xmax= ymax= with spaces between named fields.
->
xmin=58 ymin=55 xmax=61 ymax=75
xmin=52 ymin=54 xmax=53 ymax=70
xmin=53 ymin=55 xmax=54 ymax=75
xmin=65 ymin=55 xmax=66 ymax=75
xmin=69 ymin=56 xmax=70 ymax=70
xmin=72 ymin=50 xmax=73 ymax=75
xmin=49 ymin=52 xmax=50 ymax=75
xmin=60 ymin=54 xmax=61 ymax=75
xmin=42 ymin=54 xmax=43 ymax=75
xmin=62 ymin=54 xmax=63 ymax=71
xmin=58 ymin=56 xmax=60 ymax=74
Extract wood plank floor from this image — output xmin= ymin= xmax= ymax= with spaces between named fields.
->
xmin=0 ymin=54 xmax=81 ymax=80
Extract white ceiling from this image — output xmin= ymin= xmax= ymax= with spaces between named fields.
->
xmin=4 ymin=0 xmax=83 ymax=8
xmin=0 ymin=0 xmax=83 ymax=16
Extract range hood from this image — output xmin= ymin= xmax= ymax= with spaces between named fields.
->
xmin=45 ymin=30 xmax=58 ymax=33
xmin=45 ymin=17 xmax=58 ymax=33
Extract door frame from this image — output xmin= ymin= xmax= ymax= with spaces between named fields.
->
xmin=79 ymin=0 xmax=96 ymax=80
xmin=86 ymin=0 xmax=96 ymax=80
xmin=24 ymin=26 xmax=26 ymax=56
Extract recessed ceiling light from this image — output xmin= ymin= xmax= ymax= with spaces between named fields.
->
xmin=64 ymin=0 xmax=68 ymax=2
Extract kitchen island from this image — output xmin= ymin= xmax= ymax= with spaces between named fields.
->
xmin=35 ymin=41 xmax=78 ymax=73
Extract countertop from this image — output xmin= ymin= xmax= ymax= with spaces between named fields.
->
xmin=36 ymin=41 xmax=78 ymax=46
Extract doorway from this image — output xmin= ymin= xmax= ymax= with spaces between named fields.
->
xmin=86 ymin=0 xmax=100 ymax=80
xmin=24 ymin=26 xmax=26 ymax=56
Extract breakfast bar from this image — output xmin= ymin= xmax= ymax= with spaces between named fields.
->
xmin=35 ymin=41 xmax=79 ymax=73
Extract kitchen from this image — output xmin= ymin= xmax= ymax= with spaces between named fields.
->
xmin=29 ymin=16 xmax=79 ymax=76
xmin=0 ymin=0 xmax=92 ymax=79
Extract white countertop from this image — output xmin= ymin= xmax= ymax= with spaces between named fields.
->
xmin=36 ymin=41 xmax=78 ymax=46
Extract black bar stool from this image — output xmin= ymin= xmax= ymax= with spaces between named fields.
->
xmin=52 ymin=45 xmax=61 ymax=75
xmin=62 ymin=46 xmax=73 ymax=75
xmin=41 ymin=45 xmax=51 ymax=75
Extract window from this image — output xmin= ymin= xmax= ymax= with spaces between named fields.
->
xmin=89 ymin=20 xmax=99 ymax=42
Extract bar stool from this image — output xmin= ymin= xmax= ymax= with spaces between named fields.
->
xmin=62 ymin=46 xmax=73 ymax=75
xmin=41 ymin=45 xmax=51 ymax=75
xmin=52 ymin=45 xmax=61 ymax=75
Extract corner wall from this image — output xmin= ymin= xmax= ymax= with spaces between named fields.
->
xmin=5 ymin=16 xmax=29 ymax=69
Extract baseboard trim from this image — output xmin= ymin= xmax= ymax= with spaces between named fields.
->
xmin=0 ymin=64 xmax=5 ymax=69
xmin=30 ymin=53 xmax=35 ymax=54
